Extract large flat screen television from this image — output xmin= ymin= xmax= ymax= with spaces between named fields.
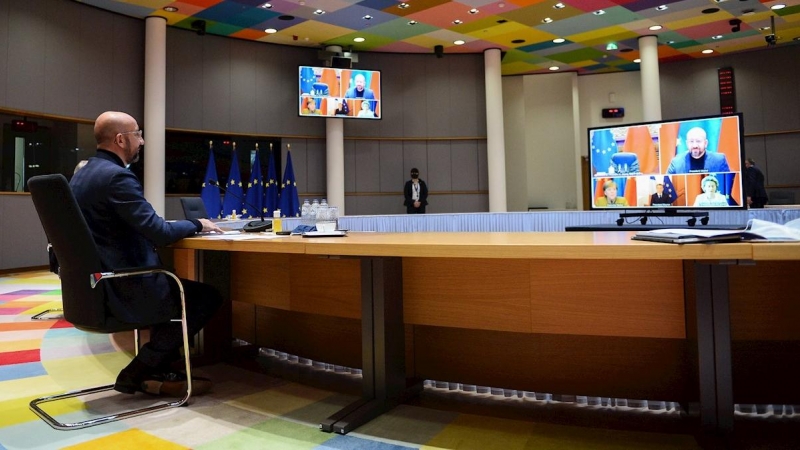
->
xmin=587 ymin=113 xmax=745 ymax=212
xmin=298 ymin=65 xmax=381 ymax=120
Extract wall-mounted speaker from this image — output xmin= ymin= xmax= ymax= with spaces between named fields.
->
xmin=331 ymin=56 xmax=352 ymax=69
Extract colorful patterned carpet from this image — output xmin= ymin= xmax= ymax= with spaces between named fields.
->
xmin=0 ymin=270 xmax=791 ymax=449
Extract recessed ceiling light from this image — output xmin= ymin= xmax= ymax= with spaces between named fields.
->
xmin=702 ymin=49 xmax=714 ymax=54
xmin=759 ymin=26 xmax=771 ymax=31
xmin=408 ymin=20 xmax=418 ymax=25
xmin=649 ymin=25 xmax=662 ymax=31
xmin=163 ymin=6 xmax=178 ymax=12
xmin=701 ymin=8 xmax=720 ymax=14
xmin=497 ymin=19 xmax=507 ymax=23
xmin=353 ymin=37 xmax=365 ymax=43
xmin=593 ymin=10 xmax=605 ymax=15
xmin=742 ymin=9 xmax=755 ymax=16
xmin=453 ymin=19 xmax=462 ymax=25
xmin=454 ymin=40 xmax=465 ymax=45
xmin=553 ymin=38 xmax=565 ymax=43
xmin=771 ymin=4 xmax=786 ymax=10
xmin=542 ymin=17 xmax=553 ymax=23
xmin=278 ymin=15 xmax=294 ymax=21
xmin=549 ymin=66 xmax=560 ymax=71
xmin=655 ymin=5 xmax=668 ymax=11
xmin=634 ymin=58 xmax=641 ymax=63
xmin=795 ymin=37 xmax=800 ymax=41
xmin=398 ymin=2 xmax=409 ymax=8
xmin=313 ymin=9 xmax=325 ymax=15
xmin=606 ymin=42 xmax=618 ymax=50
xmin=713 ymin=0 xmax=728 ymax=3
xmin=712 ymin=35 xmax=723 ymax=40
xmin=666 ymin=40 xmax=676 ymax=44
xmin=511 ymin=39 xmax=525 ymax=44
xmin=620 ymin=48 xmax=634 ymax=53
xmin=362 ymin=15 xmax=372 ymax=20
xmin=265 ymin=28 xmax=277 ymax=33
xmin=553 ymin=2 xmax=565 ymax=9
xmin=468 ymin=8 xmax=479 ymax=14
xmin=259 ymin=3 xmax=272 ymax=9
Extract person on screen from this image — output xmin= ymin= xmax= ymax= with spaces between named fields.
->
xmin=595 ymin=180 xmax=629 ymax=207
xmin=404 ymin=168 xmax=428 ymax=214
xmin=666 ymin=127 xmax=730 ymax=174
xmin=70 ymin=111 xmax=223 ymax=397
xmin=334 ymin=99 xmax=348 ymax=116
xmin=357 ymin=101 xmax=375 ymax=118
xmin=650 ymin=183 xmax=671 ymax=206
xmin=302 ymin=99 xmax=320 ymax=115
xmin=744 ymin=158 xmax=768 ymax=208
xmin=693 ymin=175 xmax=729 ymax=207
xmin=344 ymin=73 xmax=375 ymax=100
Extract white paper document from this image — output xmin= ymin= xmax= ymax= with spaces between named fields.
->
xmin=632 ymin=218 xmax=800 ymax=244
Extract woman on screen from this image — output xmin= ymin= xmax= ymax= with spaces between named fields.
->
xmin=693 ymin=175 xmax=729 ymax=207
xmin=595 ymin=180 xmax=629 ymax=207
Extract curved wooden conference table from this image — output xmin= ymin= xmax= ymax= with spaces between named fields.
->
xmin=172 ymin=232 xmax=800 ymax=436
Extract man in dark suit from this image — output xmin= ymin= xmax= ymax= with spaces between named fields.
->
xmin=744 ymin=158 xmax=768 ymax=208
xmin=70 ymin=111 xmax=224 ymax=396
xmin=404 ymin=168 xmax=428 ymax=213
xmin=650 ymin=183 xmax=671 ymax=206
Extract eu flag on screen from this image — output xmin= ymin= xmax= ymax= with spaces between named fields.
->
xmin=300 ymin=67 xmax=315 ymax=95
xmin=663 ymin=176 xmax=678 ymax=204
xmin=243 ymin=150 xmax=264 ymax=219
xmin=201 ymin=147 xmax=222 ymax=219
xmin=264 ymin=150 xmax=279 ymax=215
xmin=222 ymin=149 xmax=244 ymax=217
xmin=718 ymin=172 xmax=739 ymax=206
xmin=590 ymin=129 xmax=617 ymax=174
xmin=278 ymin=151 xmax=301 ymax=217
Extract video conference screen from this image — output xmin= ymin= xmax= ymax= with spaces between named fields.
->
xmin=588 ymin=113 xmax=745 ymax=211
xmin=298 ymin=65 xmax=381 ymax=120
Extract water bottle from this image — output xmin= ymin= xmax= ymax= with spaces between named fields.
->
xmin=320 ymin=198 xmax=328 ymax=207
xmin=309 ymin=199 xmax=319 ymax=225
xmin=301 ymin=199 xmax=311 ymax=224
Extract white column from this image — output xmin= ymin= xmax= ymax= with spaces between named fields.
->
xmin=143 ymin=16 xmax=167 ymax=215
xmin=326 ymin=118 xmax=345 ymax=215
xmin=639 ymin=35 xmax=662 ymax=122
xmin=484 ymin=48 xmax=507 ymax=212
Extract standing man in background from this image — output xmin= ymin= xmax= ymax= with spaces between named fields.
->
xmin=404 ymin=168 xmax=428 ymax=214
xmin=744 ymin=158 xmax=768 ymax=208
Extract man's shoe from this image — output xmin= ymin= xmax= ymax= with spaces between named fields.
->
xmin=114 ymin=370 xmax=143 ymax=394
xmin=140 ymin=372 xmax=212 ymax=397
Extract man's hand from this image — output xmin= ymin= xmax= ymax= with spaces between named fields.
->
xmin=747 ymin=196 xmax=753 ymax=206
xmin=198 ymin=218 xmax=224 ymax=234
xmin=414 ymin=201 xmax=421 ymax=208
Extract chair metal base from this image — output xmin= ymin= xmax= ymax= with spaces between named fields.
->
xmin=29 ymin=384 xmax=189 ymax=430
xmin=32 ymin=309 xmax=64 ymax=320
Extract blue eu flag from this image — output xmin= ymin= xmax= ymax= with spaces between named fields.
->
xmin=717 ymin=172 xmax=739 ymax=206
xmin=200 ymin=145 xmax=221 ymax=219
xmin=663 ymin=175 xmax=678 ymax=203
xmin=278 ymin=151 xmax=301 ymax=217
xmin=264 ymin=150 xmax=280 ymax=215
xmin=243 ymin=149 xmax=264 ymax=219
xmin=300 ymin=67 xmax=315 ymax=95
xmin=222 ymin=148 xmax=244 ymax=217
xmin=590 ymin=129 xmax=617 ymax=174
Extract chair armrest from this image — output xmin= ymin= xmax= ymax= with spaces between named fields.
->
xmin=90 ymin=266 xmax=177 ymax=289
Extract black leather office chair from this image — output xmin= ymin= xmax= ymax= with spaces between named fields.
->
xmin=27 ymin=174 xmax=193 ymax=430
xmin=180 ymin=197 xmax=209 ymax=220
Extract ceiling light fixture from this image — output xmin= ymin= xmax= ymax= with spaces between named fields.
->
xmin=259 ymin=3 xmax=272 ymax=8
xmin=454 ymin=40 xmax=465 ymax=45
xmin=701 ymin=8 xmax=720 ymax=14
xmin=702 ymin=49 xmax=714 ymax=54
xmin=549 ymin=66 xmax=560 ymax=71
xmin=712 ymin=35 xmax=723 ymax=40
xmin=265 ymin=28 xmax=277 ymax=33
xmin=453 ymin=19 xmax=462 ymax=24
xmin=634 ymin=58 xmax=641 ymax=63
xmin=398 ymin=2 xmax=409 ymax=8
xmin=771 ymin=4 xmax=786 ymax=10
xmin=362 ymin=15 xmax=372 ymax=20
xmin=313 ymin=9 xmax=325 ymax=15
xmin=649 ymin=25 xmax=662 ymax=31
xmin=542 ymin=17 xmax=553 ymax=23
xmin=408 ymin=20 xmax=418 ymax=25
xmin=655 ymin=5 xmax=668 ymax=11
xmin=163 ymin=6 xmax=178 ymax=12
xmin=354 ymin=37 xmax=365 ymax=42
xmin=759 ymin=26 xmax=771 ymax=31
xmin=606 ymin=42 xmax=618 ymax=50
xmin=593 ymin=10 xmax=605 ymax=15
xmin=666 ymin=40 xmax=676 ymax=44
xmin=468 ymin=8 xmax=479 ymax=14
xmin=552 ymin=38 xmax=565 ymax=43
xmin=553 ymin=2 xmax=565 ymax=9
xmin=742 ymin=9 xmax=755 ymax=16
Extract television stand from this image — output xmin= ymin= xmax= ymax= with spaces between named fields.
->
xmin=616 ymin=211 xmax=710 ymax=227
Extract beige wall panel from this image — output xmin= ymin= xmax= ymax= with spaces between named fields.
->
xmin=231 ymin=253 xmax=291 ymax=309
xmin=403 ymin=258 xmax=531 ymax=333
xmin=288 ymin=255 xmax=361 ymax=319
xmin=529 ymin=260 xmax=685 ymax=339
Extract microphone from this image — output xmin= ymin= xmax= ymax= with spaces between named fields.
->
xmin=208 ymin=180 xmax=272 ymax=233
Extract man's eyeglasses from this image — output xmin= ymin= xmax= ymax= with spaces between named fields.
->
xmin=119 ymin=130 xmax=143 ymax=138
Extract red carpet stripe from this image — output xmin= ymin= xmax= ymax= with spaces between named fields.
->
xmin=0 ymin=349 xmax=40 ymax=365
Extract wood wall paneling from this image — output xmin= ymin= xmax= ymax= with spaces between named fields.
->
xmin=230 ymin=252 xmax=292 ymax=309
xmin=729 ymin=261 xmax=800 ymax=341
xmin=232 ymin=300 xmax=256 ymax=344
xmin=288 ymin=254 xmax=361 ymax=319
